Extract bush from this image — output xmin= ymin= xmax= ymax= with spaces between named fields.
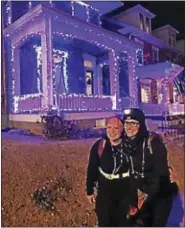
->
xmin=41 ymin=115 xmax=79 ymax=139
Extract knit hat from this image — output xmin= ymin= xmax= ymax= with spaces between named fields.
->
xmin=123 ymin=108 xmax=145 ymax=126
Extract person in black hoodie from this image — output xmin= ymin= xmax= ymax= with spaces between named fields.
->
xmin=86 ymin=116 xmax=131 ymax=227
xmin=123 ymin=108 xmax=173 ymax=227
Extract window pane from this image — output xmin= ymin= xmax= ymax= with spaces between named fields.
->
xmin=139 ymin=13 xmax=144 ymax=30
xmin=146 ymin=17 xmax=150 ymax=33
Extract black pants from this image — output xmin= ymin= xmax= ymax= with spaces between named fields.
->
xmin=95 ymin=176 xmax=131 ymax=227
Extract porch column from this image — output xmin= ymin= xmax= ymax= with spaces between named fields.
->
xmin=150 ymin=79 xmax=158 ymax=103
xmin=161 ymin=78 xmax=168 ymax=104
xmin=13 ymin=47 xmax=20 ymax=95
xmin=5 ymin=38 xmax=14 ymax=113
xmin=109 ymin=50 xmax=119 ymax=110
xmin=128 ymin=53 xmax=138 ymax=106
xmin=41 ymin=16 xmax=53 ymax=110
xmin=168 ymin=81 xmax=174 ymax=103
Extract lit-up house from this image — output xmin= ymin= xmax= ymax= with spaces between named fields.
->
xmin=3 ymin=2 xmax=184 ymax=128
xmin=103 ymin=4 xmax=185 ymax=116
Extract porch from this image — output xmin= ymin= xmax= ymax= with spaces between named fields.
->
xmin=4 ymin=3 xmax=140 ymax=116
xmin=136 ymin=61 xmax=184 ymax=116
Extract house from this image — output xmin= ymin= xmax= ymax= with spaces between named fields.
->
xmin=103 ymin=4 xmax=185 ymax=117
xmin=2 ymin=2 xmax=184 ymax=131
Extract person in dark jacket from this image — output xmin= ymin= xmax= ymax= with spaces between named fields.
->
xmin=86 ymin=116 xmax=131 ymax=227
xmin=122 ymin=108 xmax=173 ymax=227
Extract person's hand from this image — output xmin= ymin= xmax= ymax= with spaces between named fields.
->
xmin=86 ymin=193 xmax=97 ymax=204
xmin=128 ymin=206 xmax=138 ymax=216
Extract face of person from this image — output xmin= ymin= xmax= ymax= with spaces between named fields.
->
xmin=106 ymin=117 xmax=123 ymax=142
xmin=124 ymin=120 xmax=140 ymax=137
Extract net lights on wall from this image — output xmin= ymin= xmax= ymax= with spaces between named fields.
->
xmin=52 ymin=48 xmax=69 ymax=109
xmin=33 ymin=45 xmax=42 ymax=94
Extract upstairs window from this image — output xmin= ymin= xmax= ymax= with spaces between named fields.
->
xmin=169 ymin=37 xmax=172 ymax=45
xmin=152 ymin=46 xmax=159 ymax=63
xmin=145 ymin=17 xmax=150 ymax=33
xmin=139 ymin=13 xmax=145 ymax=31
xmin=172 ymin=34 xmax=176 ymax=46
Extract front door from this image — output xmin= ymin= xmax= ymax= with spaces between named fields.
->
xmin=86 ymin=71 xmax=94 ymax=96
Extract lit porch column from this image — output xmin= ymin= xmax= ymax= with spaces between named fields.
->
xmin=13 ymin=47 xmax=20 ymax=95
xmin=128 ymin=52 xmax=138 ymax=107
xmin=41 ymin=16 xmax=53 ymax=110
xmin=109 ymin=49 xmax=119 ymax=110
xmin=150 ymin=79 xmax=158 ymax=104
xmin=168 ymin=80 xmax=174 ymax=103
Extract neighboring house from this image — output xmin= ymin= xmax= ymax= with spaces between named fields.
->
xmin=103 ymin=4 xmax=184 ymax=116
xmin=2 ymin=2 xmax=184 ymax=129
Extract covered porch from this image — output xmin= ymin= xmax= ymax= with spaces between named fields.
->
xmin=4 ymin=3 xmax=140 ymax=116
xmin=136 ymin=61 xmax=184 ymax=115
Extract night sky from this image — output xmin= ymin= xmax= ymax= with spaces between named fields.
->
xmin=119 ymin=1 xmax=185 ymax=40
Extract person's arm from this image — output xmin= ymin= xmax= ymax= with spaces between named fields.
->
xmin=86 ymin=139 xmax=100 ymax=196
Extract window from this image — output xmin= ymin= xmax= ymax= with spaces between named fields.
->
xmin=139 ymin=13 xmax=145 ymax=30
xmin=172 ymin=34 xmax=176 ymax=46
xmin=141 ymin=88 xmax=150 ymax=103
xmin=145 ymin=17 xmax=150 ymax=33
xmin=152 ymin=46 xmax=159 ymax=63
xmin=169 ymin=37 xmax=172 ymax=45
xmin=136 ymin=48 xmax=144 ymax=65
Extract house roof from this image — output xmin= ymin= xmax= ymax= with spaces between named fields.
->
xmin=3 ymin=3 xmax=141 ymax=50
xmin=84 ymin=1 xmax=123 ymax=15
xmin=117 ymin=4 xmax=156 ymax=19
xmin=136 ymin=61 xmax=184 ymax=80
xmin=105 ymin=4 xmax=155 ymax=19
xmin=153 ymin=25 xmax=179 ymax=34
xmin=102 ymin=16 xmax=181 ymax=54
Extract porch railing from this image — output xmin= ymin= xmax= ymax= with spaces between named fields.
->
xmin=139 ymin=102 xmax=185 ymax=116
xmin=14 ymin=94 xmax=42 ymax=112
xmin=59 ymin=94 xmax=113 ymax=111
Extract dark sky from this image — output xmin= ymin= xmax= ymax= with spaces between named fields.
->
xmin=122 ymin=1 xmax=185 ymax=40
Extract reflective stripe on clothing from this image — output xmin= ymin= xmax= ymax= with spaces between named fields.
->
xmin=98 ymin=167 xmax=129 ymax=180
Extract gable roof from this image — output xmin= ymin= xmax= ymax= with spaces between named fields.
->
xmin=105 ymin=4 xmax=155 ymax=19
xmin=152 ymin=25 xmax=179 ymax=34
xmin=117 ymin=4 xmax=155 ymax=19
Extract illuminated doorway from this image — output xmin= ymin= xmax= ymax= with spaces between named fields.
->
xmin=86 ymin=71 xmax=94 ymax=96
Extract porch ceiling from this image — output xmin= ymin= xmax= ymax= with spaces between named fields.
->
xmin=52 ymin=36 xmax=107 ymax=56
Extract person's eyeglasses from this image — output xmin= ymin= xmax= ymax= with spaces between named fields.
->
xmin=124 ymin=122 xmax=139 ymax=127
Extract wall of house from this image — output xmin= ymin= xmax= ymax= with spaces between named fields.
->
xmin=176 ymin=39 xmax=185 ymax=55
xmin=152 ymin=28 xmax=170 ymax=44
xmin=152 ymin=28 xmax=178 ymax=49
xmin=113 ymin=12 xmax=140 ymax=28
xmin=131 ymin=35 xmax=180 ymax=65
